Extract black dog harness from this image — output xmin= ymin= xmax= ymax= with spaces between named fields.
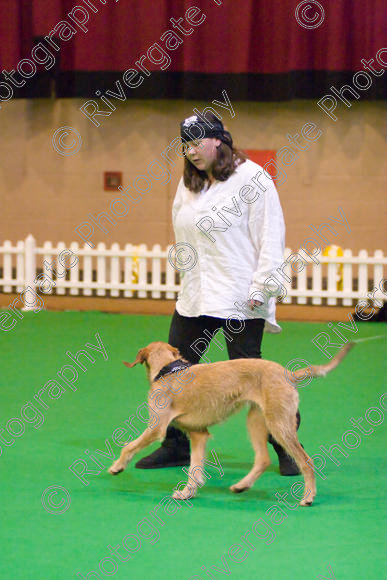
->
xmin=153 ymin=359 xmax=192 ymax=382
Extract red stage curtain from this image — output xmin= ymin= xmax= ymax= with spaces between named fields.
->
xmin=0 ymin=0 xmax=385 ymax=100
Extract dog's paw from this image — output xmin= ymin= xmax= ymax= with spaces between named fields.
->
xmin=172 ymin=487 xmax=195 ymax=501
xmin=299 ymin=498 xmax=313 ymax=507
xmin=230 ymin=483 xmax=249 ymax=494
xmin=108 ymin=462 xmax=125 ymax=475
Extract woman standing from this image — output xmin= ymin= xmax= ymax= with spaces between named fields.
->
xmin=136 ymin=112 xmax=301 ymax=475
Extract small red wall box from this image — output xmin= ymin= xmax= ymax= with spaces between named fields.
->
xmin=244 ymin=150 xmax=277 ymax=184
xmin=104 ymin=172 xmax=122 ymax=191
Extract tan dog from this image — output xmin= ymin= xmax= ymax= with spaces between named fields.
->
xmin=108 ymin=341 xmax=354 ymax=506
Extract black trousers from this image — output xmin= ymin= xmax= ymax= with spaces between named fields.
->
xmin=168 ymin=310 xmax=265 ymax=364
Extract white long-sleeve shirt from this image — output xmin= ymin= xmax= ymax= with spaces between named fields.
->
xmin=172 ymin=159 xmax=285 ymax=333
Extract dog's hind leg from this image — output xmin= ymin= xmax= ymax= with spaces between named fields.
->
xmin=173 ymin=430 xmax=210 ymax=501
xmin=230 ymin=405 xmax=270 ymax=494
xmin=265 ymin=417 xmax=316 ymax=506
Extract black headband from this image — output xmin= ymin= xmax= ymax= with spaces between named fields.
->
xmin=180 ymin=114 xmax=233 ymax=147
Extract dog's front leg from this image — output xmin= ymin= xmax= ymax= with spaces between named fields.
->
xmin=108 ymin=426 xmax=166 ymax=475
xmin=173 ymin=430 xmax=210 ymax=501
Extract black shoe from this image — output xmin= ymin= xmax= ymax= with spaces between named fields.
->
xmin=267 ymin=410 xmax=303 ymax=476
xmin=268 ymin=435 xmax=302 ymax=476
xmin=135 ymin=426 xmax=190 ymax=469
xmin=277 ymin=450 xmax=301 ymax=476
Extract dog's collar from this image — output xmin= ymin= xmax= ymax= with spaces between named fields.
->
xmin=153 ymin=359 xmax=192 ymax=382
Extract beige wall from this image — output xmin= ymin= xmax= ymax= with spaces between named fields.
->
xmin=0 ymin=98 xmax=385 ymax=253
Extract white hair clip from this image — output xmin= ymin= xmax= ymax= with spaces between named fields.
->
xmin=183 ymin=115 xmax=198 ymax=127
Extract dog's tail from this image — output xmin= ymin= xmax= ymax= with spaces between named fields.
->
xmin=291 ymin=342 xmax=355 ymax=383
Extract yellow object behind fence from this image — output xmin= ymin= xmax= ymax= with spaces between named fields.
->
xmin=322 ymin=245 xmax=343 ymax=290
xmin=132 ymin=246 xmax=139 ymax=284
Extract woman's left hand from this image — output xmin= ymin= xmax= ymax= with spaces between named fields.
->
xmin=248 ymin=299 xmax=263 ymax=310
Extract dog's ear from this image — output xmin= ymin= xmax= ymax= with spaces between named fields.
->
xmin=123 ymin=348 xmax=148 ymax=368
xmin=167 ymin=344 xmax=180 ymax=357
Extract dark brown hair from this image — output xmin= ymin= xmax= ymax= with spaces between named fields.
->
xmin=182 ymin=115 xmax=247 ymax=193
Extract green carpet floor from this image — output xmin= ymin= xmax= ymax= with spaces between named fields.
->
xmin=0 ymin=311 xmax=386 ymax=580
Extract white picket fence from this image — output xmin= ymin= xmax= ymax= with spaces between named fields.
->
xmin=0 ymin=235 xmax=385 ymax=310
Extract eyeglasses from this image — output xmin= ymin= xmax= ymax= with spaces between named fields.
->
xmin=182 ymin=140 xmax=205 ymax=156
